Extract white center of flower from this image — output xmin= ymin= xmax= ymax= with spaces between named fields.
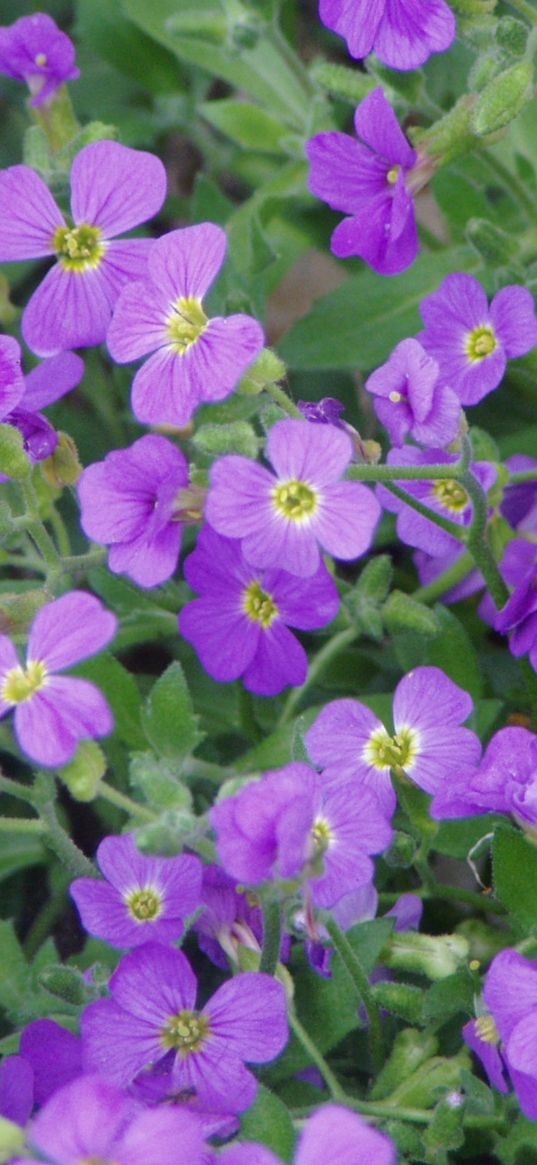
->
xmin=363 ymin=724 xmax=420 ymax=773
xmin=272 ymin=479 xmax=319 ymax=523
xmin=2 ymin=660 xmax=48 ymax=704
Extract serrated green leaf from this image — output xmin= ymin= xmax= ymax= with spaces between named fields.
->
xmin=142 ymin=662 xmax=205 ymax=761
xmin=239 ymin=1085 xmax=295 ymax=1161
xmin=492 ymin=824 xmax=537 ymax=931
xmin=129 ymin=752 xmax=193 ymax=810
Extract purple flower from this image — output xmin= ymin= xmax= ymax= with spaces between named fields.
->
xmin=464 ymin=949 xmax=537 ymax=1119
xmin=305 ymin=666 xmax=480 ymax=813
xmin=107 ymin=224 xmax=264 ymax=427
xmin=0 ymin=333 xmax=25 ymax=418
xmin=179 ymin=525 xmax=339 ymax=697
xmin=219 ymin=1103 xmax=396 ymax=1165
xmin=502 ymin=455 xmax=537 ymax=529
xmin=206 ymin=418 xmax=380 ymax=577
xmin=319 ymin=0 xmax=455 ymax=71
xmin=0 ymin=347 xmax=84 ymax=475
xmin=81 ymin=942 xmax=288 ymax=1112
xmin=70 ymin=832 xmax=202 ymax=949
xmin=365 ymin=338 xmax=461 ymax=447
xmin=194 ymin=865 xmax=266 ymax=970
xmin=14 ymin=1073 xmax=205 ymax=1165
xmin=0 ymin=1056 xmax=33 ymax=1125
xmin=495 ymin=541 xmax=537 ymax=669
xmin=78 ymin=435 xmax=191 ymax=588
xmin=0 ymin=141 xmax=166 ymax=355
xmin=306 ymin=88 xmax=426 ymax=275
xmin=419 ymin=274 xmax=537 ymax=405
xmin=0 ymin=13 xmax=79 ymax=106
xmin=430 ymin=725 xmax=537 ymax=825
xmin=19 ymin=1018 xmax=82 ymax=1109
xmin=297 ymin=397 xmax=346 ymax=427
xmin=0 ymin=590 xmax=116 ymax=767
xmin=376 ymin=447 xmax=497 ymax=557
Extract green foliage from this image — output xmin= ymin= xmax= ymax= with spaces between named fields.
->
xmin=492 ymin=824 xmax=537 ymax=931
xmin=141 ymin=662 xmax=205 ymax=762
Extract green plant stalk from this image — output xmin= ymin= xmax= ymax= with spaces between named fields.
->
xmin=279 ymin=626 xmax=357 ymax=726
xmin=38 ymin=798 xmax=96 ymax=878
xmin=383 ymin=482 xmax=467 ymax=541
xmin=263 ymin=379 xmax=302 ymax=416
xmin=18 ymin=477 xmax=62 ymax=575
xmin=412 ymin=551 xmax=475 ymax=604
xmin=324 ymin=915 xmax=384 ymax=1075
xmin=346 ymin=458 xmax=468 ymax=483
xmin=0 ymin=815 xmax=45 ymax=833
xmin=379 ymin=885 xmax=506 ymax=915
xmin=96 ymin=781 xmax=155 ymax=822
xmin=289 ymin=1010 xmax=347 ymax=1102
xmin=259 ymin=898 xmax=282 ymax=976
xmin=506 ymin=0 xmax=537 ymax=27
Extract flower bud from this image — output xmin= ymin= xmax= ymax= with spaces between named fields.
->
xmin=466 ymin=217 xmax=518 ymax=265
xmin=411 ymin=95 xmax=477 ymax=165
xmin=238 ymin=348 xmax=287 ymax=395
xmin=192 ymin=421 xmax=258 ymax=459
xmin=472 ymin=61 xmax=533 ymax=136
xmin=372 ymin=980 xmax=424 ymax=1024
xmin=39 ymin=964 xmax=87 ymax=1004
xmin=382 ymin=590 xmax=440 ymax=637
xmin=385 ymin=1051 xmax=469 ymax=1109
xmin=496 ymin=16 xmax=529 ymax=57
xmin=382 ymin=932 xmax=470 ymax=980
xmin=40 ymin=431 xmax=82 ymax=486
xmin=0 ymin=424 xmax=30 ymax=480
xmin=422 ymin=1093 xmax=466 ymax=1156
xmin=136 ymin=809 xmax=199 ymax=856
xmin=58 ymin=740 xmax=106 ymax=801
xmin=371 ymin=1028 xmax=439 ymax=1100
xmin=310 ymin=61 xmax=376 ymax=105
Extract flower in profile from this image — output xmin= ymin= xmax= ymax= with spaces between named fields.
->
xmin=0 ymin=13 xmax=79 ymax=106
xmin=107 ymin=224 xmax=264 ymax=427
xmin=207 ymin=417 xmax=380 ymax=577
xmin=179 ymin=524 xmax=339 ymax=696
xmin=0 ymin=345 xmax=84 ymax=474
xmin=365 ymin=338 xmax=461 ymax=448
xmin=0 ymin=591 xmax=116 ymax=767
xmin=81 ymin=942 xmax=288 ymax=1112
xmin=0 ymin=141 xmax=166 ymax=355
xmin=219 ymin=1103 xmax=396 ymax=1165
xmin=16 ymin=1074 xmax=205 ymax=1165
xmin=318 ymin=0 xmax=455 ymax=71
xmin=464 ymin=949 xmax=537 ymax=1119
xmin=419 ymin=273 xmax=537 ymax=405
xmin=78 ymin=435 xmax=192 ymax=588
xmin=306 ymin=88 xmax=428 ymax=275
xmin=70 ymin=832 xmax=202 ymax=949
xmin=305 ymin=666 xmax=480 ymax=813
xmin=430 ymin=725 xmax=537 ymax=825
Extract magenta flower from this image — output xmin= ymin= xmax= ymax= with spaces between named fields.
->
xmin=81 ymin=942 xmax=288 ymax=1112
xmin=0 ymin=141 xmax=166 ymax=355
xmin=306 ymin=88 xmax=424 ymax=275
xmin=219 ymin=1103 xmax=396 ymax=1165
xmin=365 ymin=338 xmax=461 ymax=447
xmin=464 ymin=949 xmax=537 ymax=1119
xmin=179 ymin=524 xmax=339 ymax=696
xmin=419 ymin=273 xmax=537 ymax=405
xmin=207 ymin=418 xmax=380 ymax=577
xmin=15 ymin=1074 xmax=205 ymax=1165
xmin=107 ymin=224 xmax=264 ymax=427
xmin=78 ymin=435 xmax=190 ymax=588
xmin=430 ymin=725 xmax=537 ymax=825
xmin=0 ymin=591 xmax=116 ymax=767
xmin=70 ymin=832 xmax=202 ymax=949
xmin=0 ymin=13 xmax=79 ymax=106
xmin=305 ymin=666 xmax=481 ymax=813
xmin=319 ymin=0 xmax=455 ymax=71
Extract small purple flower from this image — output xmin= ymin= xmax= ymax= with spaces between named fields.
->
xmin=81 ymin=942 xmax=288 ymax=1112
xmin=0 ymin=333 xmax=25 ymax=418
xmin=365 ymin=338 xmax=461 ymax=447
xmin=430 ymin=725 xmax=537 ymax=825
xmin=494 ymin=540 xmax=537 ymax=669
xmin=19 ymin=1018 xmax=82 ymax=1108
xmin=78 ymin=435 xmax=191 ymax=588
xmin=194 ymin=865 xmax=266 ymax=970
xmin=464 ymin=949 xmax=537 ymax=1119
xmin=0 ymin=141 xmax=166 ymax=355
xmin=107 ymin=224 xmax=264 ymax=427
xmin=179 ymin=525 xmax=339 ymax=697
xmin=297 ymin=397 xmax=346 ymax=427
xmin=0 ymin=347 xmax=84 ymax=474
xmin=377 ymin=447 xmax=497 ymax=557
xmin=0 ymin=13 xmax=79 ymax=106
xmin=219 ymin=1103 xmax=396 ymax=1165
xmin=15 ymin=1073 xmax=205 ymax=1165
xmin=206 ymin=418 xmax=380 ymax=578
xmin=70 ymin=832 xmax=202 ymax=949
xmin=319 ymin=0 xmax=455 ymax=71
xmin=306 ymin=88 xmax=428 ymax=275
xmin=0 ymin=591 xmax=116 ymax=767
xmin=305 ymin=666 xmax=481 ymax=813
xmin=419 ymin=273 xmax=537 ymax=405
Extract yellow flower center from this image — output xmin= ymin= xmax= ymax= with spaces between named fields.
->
xmin=34 ymin=52 xmax=48 ymax=67
xmin=2 ymin=660 xmax=48 ymax=704
xmin=311 ymin=816 xmax=334 ymax=855
xmin=161 ymin=1010 xmax=210 ymax=1056
xmin=242 ymin=581 xmax=278 ymax=628
xmin=167 ymin=297 xmax=208 ymax=353
xmin=125 ymin=887 xmax=162 ymax=922
xmin=465 ymin=324 xmax=498 ymax=363
xmin=474 ymin=1015 xmax=500 ymax=1045
xmin=386 ymin=165 xmax=401 ymax=186
xmin=272 ymin=479 xmax=318 ymax=523
xmin=53 ymin=224 xmax=105 ymax=272
xmin=364 ymin=725 xmax=420 ymax=773
xmin=432 ymin=479 xmax=469 ymax=514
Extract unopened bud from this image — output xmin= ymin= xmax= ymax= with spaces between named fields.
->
xmin=496 ymin=16 xmax=529 ymax=58
xmin=382 ymin=931 xmax=470 ymax=980
xmin=237 ymin=348 xmax=287 ymax=395
xmin=472 ymin=61 xmax=533 ymax=136
xmin=39 ymin=964 xmax=87 ymax=1004
xmin=382 ymin=590 xmax=439 ymax=637
xmin=422 ymin=1093 xmax=466 ymax=1155
xmin=372 ymin=980 xmax=424 ymax=1024
xmin=192 ymin=421 xmax=258 ymax=459
xmin=136 ymin=809 xmax=198 ymax=856
xmin=0 ymin=424 xmax=30 ymax=480
xmin=41 ymin=431 xmax=82 ymax=486
xmin=58 ymin=740 xmax=106 ymax=801
xmin=371 ymin=1028 xmax=439 ymax=1100
xmin=411 ymin=95 xmax=477 ymax=165
xmin=0 ymin=590 xmax=48 ymax=636
xmin=385 ymin=1051 xmax=469 ymax=1109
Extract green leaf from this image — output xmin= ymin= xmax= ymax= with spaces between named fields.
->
xmin=492 ymin=824 xmax=537 ymax=931
xmin=200 ymin=99 xmax=286 ymax=153
xmin=423 ymin=969 xmax=474 ymax=1023
xmin=278 ymin=247 xmax=480 ymax=371
xmin=425 ymin=605 xmax=484 ymax=700
xmin=129 ymin=752 xmax=193 ymax=810
xmin=345 ymin=918 xmax=395 ymax=975
xmin=190 ymin=173 xmax=234 ymax=225
xmin=74 ymin=653 xmax=146 ymax=750
xmin=239 ymin=1085 xmax=295 ymax=1161
xmin=0 ymin=920 xmax=29 ymax=1017
xmin=141 ymin=662 xmax=205 ymax=761
xmin=435 ymin=813 xmax=504 ymax=859
xmin=0 ymin=834 xmax=46 ymax=883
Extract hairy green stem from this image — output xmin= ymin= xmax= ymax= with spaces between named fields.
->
xmin=279 ymin=626 xmax=357 ymax=726
xmin=325 ymin=915 xmax=384 ymax=1075
xmin=412 ymin=551 xmax=475 ymax=604
xmin=289 ymin=1010 xmax=347 ymax=1101
xmin=383 ymin=482 xmax=466 ymax=541
xmin=96 ymin=781 xmax=155 ymax=822
xmin=346 ymin=458 xmax=467 ymax=483
xmin=0 ymin=815 xmax=45 ymax=833
xmin=259 ymin=898 xmax=282 ymax=976
xmin=38 ymin=798 xmax=96 ymax=878
xmin=379 ymin=884 xmax=505 ymax=914
xmin=18 ymin=477 xmax=62 ymax=574
xmin=263 ymin=380 xmax=302 ymax=417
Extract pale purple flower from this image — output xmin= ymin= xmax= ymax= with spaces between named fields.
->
xmin=81 ymin=942 xmax=288 ymax=1112
xmin=78 ymin=435 xmax=190 ymax=588
xmin=0 ymin=348 xmax=84 ymax=474
xmin=306 ymin=87 xmax=424 ymax=275
xmin=430 ymin=725 xmax=537 ymax=825
xmin=13 ymin=1073 xmax=205 ymax=1165
xmin=193 ymin=865 xmax=267 ymax=970
xmin=207 ymin=417 xmax=380 ymax=577
xmin=377 ymin=447 xmax=497 ymax=557
xmin=0 ymin=13 xmax=79 ymax=106
xmin=0 ymin=141 xmax=166 ymax=355
xmin=502 ymin=455 xmax=537 ymax=529
xmin=179 ymin=524 xmax=339 ymax=697
xmin=70 ymin=832 xmax=202 ymax=949
xmin=305 ymin=665 xmax=481 ymax=813
xmin=419 ymin=274 xmax=537 ymax=405
xmin=107 ymin=224 xmax=264 ymax=427
xmin=0 ymin=591 xmax=116 ymax=767
xmin=19 ymin=1019 xmax=82 ymax=1108
xmin=365 ymin=338 xmax=461 ymax=447
xmin=319 ymin=0 xmax=455 ymax=70
xmin=218 ymin=1103 xmax=396 ymax=1165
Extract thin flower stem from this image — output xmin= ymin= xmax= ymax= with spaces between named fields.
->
xmin=0 ymin=815 xmax=45 ymax=833
xmin=259 ymin=898 xmax=282 ymax=976
xmin=324 ymin=916 xmax=384 ymax=1076
xmin=0 ymin=774 xmax=40 ymax=804
xmin=379 ymin=884 xmax=506 ymax=915
xmin=346 ymin=459 xmax=466 ymax=483
xmin=289 ymin=1010 xmax=347 ymax=1102
xmin=506 ymin=0 xmax=537 ymax=28
xmin=48 ymin=505 xmax=71 ymax=557
xmin=278 ymin=626 xmax=357 ymax=726
xmin=383 ymin=482 xmax=467 ymax=541
xmin=96 ymin=781 xmax=155 ymax=822
xmin=263 ymin=380 xmax=302 ymax=417
xmin=38 ymin=797 xmax=97 ymax=878
xmin=18 ymin=478 xmax=62 ymax=573
xmin=412 ymin=551 xmax=475 ymax=604
xmin=59 ymin=547 xmax=107 ymax=574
